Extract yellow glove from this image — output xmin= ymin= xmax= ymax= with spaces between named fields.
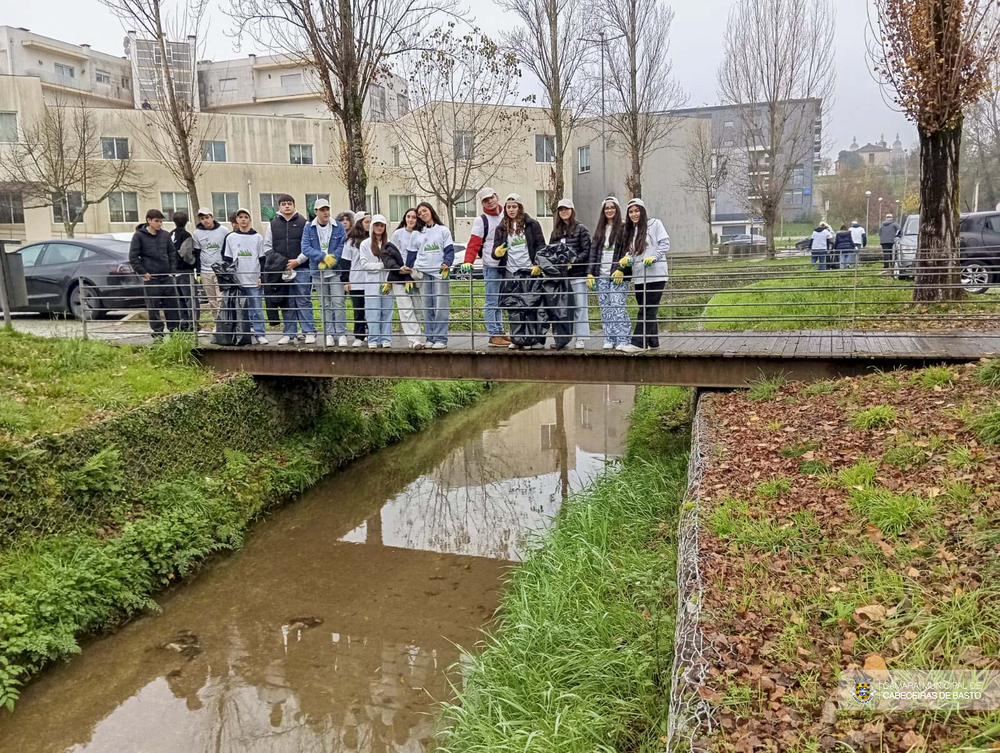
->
xmin=587 ymin=274 xmax=596 ymax=291
xmin=530 ymin=265 xmax=542 ymax=277
xmin=643 ymin=256 xmax=656 ymax=268
xmin=612 ymin=269 xmax=624 ymax=285
xmin=380 ymin=282 xmax=391 ymax=295
xmin=441 ymin=266 xmax=450 ymax=280
xmin=494 ymin=244 xmax=506 ymax=258
xmin=404 ymin=282 xmax=416 ymax=294
xmin=567 ymin=263 xmax=573 ymax=271
xmin=460 ymin=262 xmax=473 ymax=273
xmin=318 ymin=261 xmax=327 ymax=270
xmin=619 ymin=254 xmax=632 ymax=268
xmin=324 ymin=254 xmax=337 ymax=267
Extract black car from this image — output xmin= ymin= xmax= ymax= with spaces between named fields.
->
xmin=10 ymin=239 xmax=145 ymax=319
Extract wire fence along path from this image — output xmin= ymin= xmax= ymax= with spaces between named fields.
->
xmin=76 ymin=249 xmax=1000 ymax=350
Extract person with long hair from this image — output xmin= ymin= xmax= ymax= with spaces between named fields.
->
xmin=617 ymin=198 xmax=670 ymax=350
xmin=342 ymin=213 xmax=370 ymax=346
xmin=549 ymin=198 xmax=595 ymax=349
xmin=491 ymin=193 xmax=546 ymax=349
xmin=406 ymin=202 xmax=454 ymax=349
xmin=388 ymin=208 xmax=425 ymax=348
xmin=336 ymin=211 xmax=355 ymax=234
xmin=355 ymin=214 xmax=394 ymax=348
xmin=591 ymin=197 xmax=633 ymax=351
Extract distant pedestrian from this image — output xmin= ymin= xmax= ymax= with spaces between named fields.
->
xmin=459 ymin=187 xmax=508 ymax=347
xmin=618 ymin=198 xmax=669 ymax=351
xmin=343 ymin=213 xmax=370 ymax=346
xmin=128 ymin=208 xmax=176 ymax=339
xmin=550 ymin=198 xmax=594 ymax=350
xmin=833 ymin=224 xmax=856 ymax=269
xmin=879 ymin=213 xmax=900 ymax=269
xmin=300 ymin=198 xmax=348 ymax=347
xmin=263 ymin=194 xmax=315 ymax=345
xmin=591 ymin=197 xmax=632 ymax=351
xmin=169 ymin=211 xmax=198 ymax=331
xmin=850 ymin=220 xmax=867 ymax=250
xmin=193 ymin=207 xmax=230 ymax=331
xmin=408 ymin=202 xmax=455 ymax=349
xmin=810 ymin=221 xmax=835 ymax=271
xmin=222 ymin=208 xmax=268 ymax=344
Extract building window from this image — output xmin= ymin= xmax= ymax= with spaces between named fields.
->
xmin=218 ymin=77 xmax=237 ymax=92
xmin=54 ymin=62 xmax=75 ymax=78
xmin=535 ymin=189 xmax=553 ymax=218
xmin=391 ymin=145 xmax=400 ymax=167
xmin=723 ymin=120 xmax=734 ymax=129
xmin=260 ymin=193 xmax=284 ymax=219
xmin=121 ymin=76 xmax=131 ymax=89
xmin=722 ymin=139 xmax=734 ymax=148
xmin=396 ymin=93 xmax=409 ymax=116
xmin=535 ymin=134 xmax=555 ymax=163
xmin=0 ymin=112 xmax=16 ymax=142
xmin=95 ymin=70 xmax=112 ymax=85
xmin=454 ymin=189 xmax=477 ymax=219
xmin=791 ymin=165 xmax=804 ymax=188
xmin=212 ymin=192 xmax=240 ymax=221
xmin=289 ymin=144 xmax=313 ymax=165
xmin=108 ymin=191 xmax=139 ymax=223
xmin=305 ymin=193 xmax=330 ymax=217
xmin=454 ymin=130 xmax=473 ymax=161
xmin=280 ymin=73 xmax=302 ymax=88
xmin=578 ymin=145 xmax=590 ymax=174
xmin=389 ymin=194 xmax=415 ymax=224
xmin=161 ymin=191 xmax=190 ymax=216
xmin=52 ymin=192 xmax=84 ymax=223
xmin=101 ymin=137 xmax=130 ymax=160
xmin=201 ymin=140 xmax=227 ymax=162
xmin=371 ymin=85 xmax=386 ymax=120
xmin=0 ymin=191 xmax=25 ymax=223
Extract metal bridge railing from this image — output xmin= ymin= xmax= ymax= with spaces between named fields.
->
xmin=75 ymin=249 xmax=1000 ymax=347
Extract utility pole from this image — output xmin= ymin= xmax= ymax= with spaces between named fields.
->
xmin=581 ymin=31 xmax=625 ymax=197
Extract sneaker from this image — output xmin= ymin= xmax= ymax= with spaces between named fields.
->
xmin=410 ymin=341 xmax=424 ymax=350
xmin=529 ymin=343 xmax=544 ymax=350
xmin=575 ymin=339 xmax=586 ymax=349
xmin=381 ymin=342 xmax=391 ymax=349
xmin=296 ymin=334 xmax=306 ymax=341
xmin=431 ymin=342 xmax=447 ymax=350
xmin=352 ymin=339 xmax=365 ymax=347
xmin=616 ymin=343 xmax=642 ymax=353
xmin=277 ymin=335 xmax=293 ymax=345
xmin=508 ymin=343 xmax=519 ymax=350
xmin=488 ymin=335 xmax=511 ymax=347
xmin=368 ymin=342 xmax=379 ymax=349
xmin=603 ymin=341 xmax=615 ymax=350
xmin=304 ymin=334 xmax=316 ymax=345
xmin=256 ymin=336 xmax=269 ymax=345
xmin=325 ymin=336 xmax=337 ymax=347
xmin=338 ymin=336 xmax=348 ymax=347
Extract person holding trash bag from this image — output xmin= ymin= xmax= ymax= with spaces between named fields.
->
xmin=389 ymin=208 xmax=426 ymax=349
xmin=492 ymin=193 xmax=547 ymax=349
xmin=591 ymin=197 xmax=632 ymax=351
xmin=617 ymin=198 xmax=669 ymax=351
xmin=215 ymin=208 xmax=267 ymax=346
xmin=549 ymin=198 xmax=595 ymax=349
xmin=355 ymin=214 xmax=394 ymax=348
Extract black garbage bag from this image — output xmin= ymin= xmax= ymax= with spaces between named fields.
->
xmin=211 ymin=260 xmax=252 ymax=347
xmin=535 ymin=243 xmax=574 ymax=350
xmin=500 ymin=271 xmax=545 ymax=347
xmin=261 ymin=250 xmax=290 ymax=311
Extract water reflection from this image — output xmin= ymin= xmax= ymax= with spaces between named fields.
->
xmin=0 ymin=384 xmax=634 ymax=753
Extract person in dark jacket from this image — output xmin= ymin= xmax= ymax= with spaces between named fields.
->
xmin=879 ymin=214 xmax=900 ymax=269
xmin=492 ymin=193 xmax=547 ymax=349
xmin=550 ymin=198 xmax=594 ymax=349
xmin=263 ymin=194 xmax=315 ymax=344
xmin=169 ymin=210 xmax=198 ymax=332
xmin=129 ymin=208 xmax=177 ymax=338
xmin=833 ymin=224 xmax=856 ymax=269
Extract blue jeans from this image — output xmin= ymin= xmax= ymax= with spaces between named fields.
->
xmin=283 ymin=267 xmax=317 ymax=335
xmin=313 ymin=273 xmax=347 ymax=336
xmin=365 ymin=289 xmax=394 ymax=344
xmin=811 ymin=249 xmax=830 ymax=271
xmin=841 ymin=248 xmax=859 ymax=268
xmin=570 ymin=277 xmax=591 ymax=339
xmin=242 ymin=285 xmax=266 ymax=336
xmin=596 ymin=277 xmax=630 ymax=345
xmin=483 ymin=265 xmax=505 ymax=335
xmin=421 ymin=276 xmax=449 ymax=344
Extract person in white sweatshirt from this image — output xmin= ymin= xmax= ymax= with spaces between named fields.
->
xmin=193 ymin=208 xmax=230 ymax=331
xmin=390 ymin=207 xmax=425 ymax=348
xmin=590 ymin=197 xmax=632 ymax=351
xmin=221 ymin=208 xmax=268 ymax=344
xmin=617 ymin=198 xmax=670 ymax=351
xmin=407 ymin=202 xmax=455 ymax=348
xmin=355 ymin=214 xmax=394 ymax=348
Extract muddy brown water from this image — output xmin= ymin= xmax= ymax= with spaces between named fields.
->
xmin=0 ymin=383 xmax=634 ymax=753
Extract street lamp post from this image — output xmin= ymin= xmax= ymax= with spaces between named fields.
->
xmin=878 ymin=197 xmax=883 ymax=223
xmin=580 ymin=31 xmax=626 ymax=198
xmin=865 ymin=191 xmax=872 ymax=232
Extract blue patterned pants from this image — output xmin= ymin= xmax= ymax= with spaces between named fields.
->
xmin=596 ymin=276 xmax=631 ymax=345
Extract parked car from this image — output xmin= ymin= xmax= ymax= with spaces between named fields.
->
xmin=9 ymin=238 xmax=145 ymax=319
xmin=794 ymin=237 xmax=812 ymax=251
xmin=894 ymin=211 xmax=1000 ymax=294
xmin=723 ymin=233 xmax=767 ymax=247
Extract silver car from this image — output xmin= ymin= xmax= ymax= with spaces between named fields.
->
xmin=893 ymin=214 xmax=918 ymax=278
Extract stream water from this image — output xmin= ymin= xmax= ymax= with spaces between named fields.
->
xmin=0 ymin=383 xmax=635 ymax=753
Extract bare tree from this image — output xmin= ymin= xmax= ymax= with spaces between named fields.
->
xmin=0 ymin=97 xmax=145 ymax=237
xmin=872 ymin=2 xmax=1000 ymax=299
xmin=680 ymin=118 xmax=729 ymax=252
xmin=387 ymin=27 xmax=525 ymax=227
xmin=102 ymin=0 xmax=208 ymax=211
xmin=500 ymin=0 xmax=589 ymax=212
xmin=229 ymin=0 xmax=459 ymax=212
xmin=596 ymin=0 xmax=686 ymax=198
xmin=718 ymin=0 xmax=835 ymax=259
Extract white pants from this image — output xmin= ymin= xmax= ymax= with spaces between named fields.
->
xmin=393 ymin=283 xmax=424 ymax=345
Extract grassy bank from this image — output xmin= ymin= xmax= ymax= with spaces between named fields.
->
xmin=0 ymin=334 xmax=488 ymax=712
xmin=439 ymin=386 xmax=691 ymax=752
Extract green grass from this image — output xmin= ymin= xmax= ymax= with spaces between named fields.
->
xmin=911 ymin=366 xmax=955 ymax=388
xmin=747 ymin=373 xmax=786 ymax=401
xmin=974 ymin=359 xmax=1000 ymax=388
xmin=0 ymin=331 xmax=209 ymax=439
xmin=968 ymin=403 xmax=1000 ymax=445
xmin=755 ymin=475 xmax=792 ymax=498
xmin=779 ymin=440 xmax=820 ymax=458
xmin=709 ymin=497 xmax=805 ymax=553
xmin=848 ymin=487 xmax=934 ymax=536
xmin=850 ymin=405 xmax=897 ymax=430
xmin=439 ymin=387 xmax=691 ymax=753
xmin=837 ymin=457 xmax=879 ymax=489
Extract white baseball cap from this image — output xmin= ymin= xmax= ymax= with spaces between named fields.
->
xmin=626 ymin=197 xmax=646 ymax=209
xmin=235 ymin=207 xmax=251 ymax=217
xmin=557 ymin=198 xmax=574 ymax=210
xmin=505 ymin=193 xmax=523 ymax=204
xmin=477 ymin=186 xmax=498 ymax=203
xmin=371 ymin=213 xmax=387 ymax=226
xmin=196 ymin=206 xmax=213 ymax=217
xmin=313 ymin=197 xmax=331 ymax=210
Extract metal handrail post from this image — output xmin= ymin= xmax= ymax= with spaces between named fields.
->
xmin=80 ymin=275 xmax=88 ymax=340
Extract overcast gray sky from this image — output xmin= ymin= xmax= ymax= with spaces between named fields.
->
xmin=5 ymin=0 xmax=915 ymax=158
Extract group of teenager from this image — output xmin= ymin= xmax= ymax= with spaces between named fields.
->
xmin=127 ymin=187 xmax=672 ymax=352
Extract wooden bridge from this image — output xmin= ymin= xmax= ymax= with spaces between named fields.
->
xmin=197 ymin=330 xmax=1000 ymax=387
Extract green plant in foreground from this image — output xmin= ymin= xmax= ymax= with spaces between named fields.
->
xmin=968 ymin=403 xmax=1000 ymax=445
xmin=974 ymin=359 xmax=1000 ymax=389
xmin=837 ymin=457 xmax=878 ymax=489
xmin=755 ymin=475 xmax=792 ymax=498
xmin=850 ymin=405 xmax=897 ymax=430
xmin=798 ymin=459 xmax=829 ymax=475
xmin=747 ymin=373 xmax=786 ymax=402
xmin=882 ymin=443 xmax=926 ymax=469
xmin=912 ymin=366 xmax=954 ymax=389
xmin=946 ymin=445 xmax=978 ymax=469
xmin=802 ymin=381 xmax=835 ymax=396
xmin=779 ymin=441 xmax=819 ymax=458
xmin=848 ymin=487 xmax=933 ymax=536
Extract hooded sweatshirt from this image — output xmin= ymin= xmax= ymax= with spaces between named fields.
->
xmin=879 ymin=219 xmax=900 ymax=244
xmin=849 ymin=222 xmax=867 ymax=247
xmin=463 ymin=204 xmax=504 ymax=266
xmin=129 ymin=223 xmax=175 ymax=276
xmin=408 ymin=223 xmax=455 ymax=277
xmin=193 ymin=221 xmax=230 ymax=273
xmin=222 ymin=228 xmax=265 ymax=288
xmin=810 ymin=225 xmax=834 ymax=251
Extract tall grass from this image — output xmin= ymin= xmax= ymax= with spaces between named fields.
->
xmin=439 ymin=387 xmax=691 ymax=753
